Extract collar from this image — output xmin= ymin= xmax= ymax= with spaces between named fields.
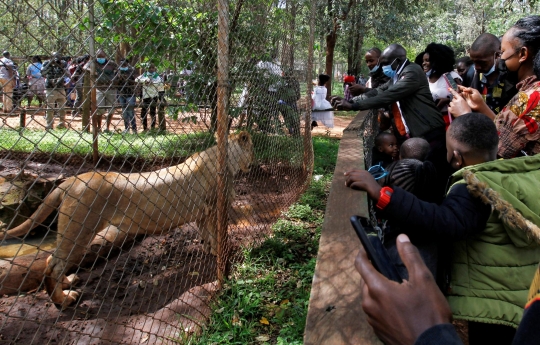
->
xmin=516 ymin=75 xmax=538 ymax=91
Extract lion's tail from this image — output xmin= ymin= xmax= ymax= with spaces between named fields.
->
xmin=0 ymin=185 xmax=65 ymax=241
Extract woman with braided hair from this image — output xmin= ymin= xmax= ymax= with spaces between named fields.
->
xmin=450 ymin=15 xmax=540 ymax=159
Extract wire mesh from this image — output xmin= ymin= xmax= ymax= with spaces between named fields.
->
xmin=0 ymin=0 xmax=315 ymax=343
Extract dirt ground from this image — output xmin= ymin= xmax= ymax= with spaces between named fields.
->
xmin=311 ymin=114 xmax=354 ymax=138
xmin=0 ymin=155 xmax=305 ymax=344
xmin=1 ymin=105 xmax=354 ymax=138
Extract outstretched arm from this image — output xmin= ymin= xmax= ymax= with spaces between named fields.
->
xmin=344 ymin=169 xmax=491 ymax=241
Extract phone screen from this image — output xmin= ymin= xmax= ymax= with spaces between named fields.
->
xmin=447 ymin=75 xmax=458 ymax=91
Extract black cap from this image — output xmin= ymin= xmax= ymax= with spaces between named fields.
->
xmin=2 ymin=51 xmax=9 ymax=57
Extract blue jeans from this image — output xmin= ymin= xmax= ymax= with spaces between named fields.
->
xmin=118 ymin=94 xmax=136 ymax=131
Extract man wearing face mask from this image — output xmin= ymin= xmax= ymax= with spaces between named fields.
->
xmin=41 ymin=52 xmax=68 ymax=130
xmin=469 ymin=33 xmax=518 ymax=114
xmin=333 ymin=44 xmax=448 ymax=199
xmin=85 ymin=49 xmax=118 ymax=133
xmin=333 ymin=44 xmax=444 ymax=140
xmin=116 ymin=59 xmax=137 ymax=134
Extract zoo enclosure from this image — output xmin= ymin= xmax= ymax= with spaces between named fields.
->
xmin=0 ymin=0 xmax=318 ymax=343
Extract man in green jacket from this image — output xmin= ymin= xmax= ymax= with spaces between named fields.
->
xmin=345 ymin=113 xmax=540 ymax=344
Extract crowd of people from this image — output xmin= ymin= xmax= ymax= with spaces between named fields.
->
xmin=335 ymin=15 xmax=540 ymax=345
xmin=0 ymin=50 xmax=170 ymax=133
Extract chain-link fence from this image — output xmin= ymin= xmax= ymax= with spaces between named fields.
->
xmin=0 ymin=0 xmax=316 ymax=343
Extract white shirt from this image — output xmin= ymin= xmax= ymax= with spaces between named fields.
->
xmin=0 ymin=57 xmax=15 ymax=79
xmin=136 ymin=72 xmax=164 ymax=99
xmin=428 ymin=71 xmax=462 ymax=112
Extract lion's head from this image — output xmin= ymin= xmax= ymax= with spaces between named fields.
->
xmin=228 ymin=131 xmax=254 ymax=173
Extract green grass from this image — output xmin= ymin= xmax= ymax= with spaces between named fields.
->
xmin=0 ymin=128 xmax=215 ymax=159
xmin=186 ymin=136 xmax=339 ymax=345
xmin=0 ymin=128 xmax=306 ymax=166
xmin=334 ymin=110 xmax=359 ymax=119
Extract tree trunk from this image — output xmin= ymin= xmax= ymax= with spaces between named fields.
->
xmin=325 ymin=30 xmax=337 ymax=99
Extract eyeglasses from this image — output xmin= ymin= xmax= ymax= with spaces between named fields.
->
xmin=381 ymin=58 xmax=397 ymax=68
xmin=368 ymin=163 xmax=388 ymax=180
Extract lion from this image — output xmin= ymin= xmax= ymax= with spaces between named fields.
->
xmin=0 ymin=131 xmax=254 ymax=310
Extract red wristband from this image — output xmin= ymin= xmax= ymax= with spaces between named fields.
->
xmin=376 ymin=186 xmax=393 ymax=210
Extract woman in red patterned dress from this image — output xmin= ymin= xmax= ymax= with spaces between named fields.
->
xmin=449 ymin=15 xmax=540 ymax=159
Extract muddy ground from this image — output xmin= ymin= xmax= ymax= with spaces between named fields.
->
xmin=0 ymin=156 xmax=305 ymax=344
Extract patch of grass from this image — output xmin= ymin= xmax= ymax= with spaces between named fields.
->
xmin=334 ymin=110 xmax=359 ymax=118
xmin=188 ymin=137 xmax=339 ymax=345
xmin=0 ymin=128 xmax=215 ymax=159
xmin=312 ymin=136 xmax=340 ymax=175
xmin=0 ymin=128 xmax=306 ymax=166
xmin=251 ymin=133 xmax=304 ymax=166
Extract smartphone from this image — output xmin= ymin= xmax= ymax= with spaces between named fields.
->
xmin=350 ymin=216 xmax=402 ymax=282
xmin=447 ymin=76 xmax=458 ymax=91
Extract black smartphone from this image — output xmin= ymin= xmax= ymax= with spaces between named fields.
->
xmin=350 ymin=216 xmax=402 ymax=282
xmin=447 ymin=75 xmax=459 ymax=91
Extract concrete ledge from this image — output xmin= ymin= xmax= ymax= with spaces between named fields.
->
xmin=304 ymin=110 xmax=381 ymax=345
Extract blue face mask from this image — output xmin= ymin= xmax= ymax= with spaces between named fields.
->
xmin=382 ymin=65 xmax=396 ymax=79
xmin=119 ymin=67 xmax=129 ymax=71
xmin=425 ymin=69 xmax=433 ymax=77
xmin=370 ymin=65 xmax=379 ymax=73
xmin=382 ymin=58 xmax=398 ymax=78
xmin=96 ymin=58 xmax=106 ymax=64
xmin=483 ymin=62 xmax=496 ymax=76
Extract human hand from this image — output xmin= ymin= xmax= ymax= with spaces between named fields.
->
xmin=355 ymin=234 xmax=453 ymax=345
xmin=457 ymin=85 xmax=485 ymax=111
xmin=333 ymin=99 xmax=353 ymax=111
xmin=436 ymin=98 xmax=451 ymax=110
xmin=330 ymin=96 xmax=343 ymax=107
xmin=448 ymin=88 xmax=472 ymax=117
xmin=349 ymin=84 xmax=366 ymax=96
xmin=344 ymin=169 xmax=381 ymax=201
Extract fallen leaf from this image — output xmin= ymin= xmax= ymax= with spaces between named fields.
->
xmin=232 ymin=311 xmax=242 ymax=326
xmin=259 ymin=317 xmax=270 ymax=325
xmin=280 ymin=299 xmax=289 ymax=305
xmin=256 ymin=335 xmax=270 ymax=342
xmin=215 ymin=307 xmax=225 ymax=314
xmin=188 ymin=271 xmax=199 ymax=276
xmin=140 ymin=333 xmax=149 ymax=343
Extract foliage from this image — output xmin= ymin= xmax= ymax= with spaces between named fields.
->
xmin=188 ymin=136 xmax=338 ymax=345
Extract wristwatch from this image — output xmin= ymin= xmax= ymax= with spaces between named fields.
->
xmin=376 ymin=186 xmax=393 ymax=210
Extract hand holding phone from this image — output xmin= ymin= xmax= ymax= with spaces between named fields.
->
xmin=350 ymin=216 xmax=402 ymax=283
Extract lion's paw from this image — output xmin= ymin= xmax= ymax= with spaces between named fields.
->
xmin=54 ymin=290 xmax=80 ymax=311
xmin=64 ymin=274 xmax=80 ymax=288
